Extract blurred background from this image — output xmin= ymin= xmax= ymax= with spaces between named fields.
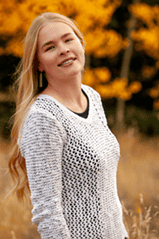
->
xmin=0 ymin=0 xmax=159 ymax=238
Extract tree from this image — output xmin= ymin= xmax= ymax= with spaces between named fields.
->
xmin=116 ymin=0 xmax=140 ymax=132
xmin=129 ymin=2 xmax=159 ymax=110
xmin=1 ymin=0 xmax=157 ymax=132
xmin=0 ymin=0 xmax=122 ymax=57
xmin=1 ymin=0 xmax=141 ymax=107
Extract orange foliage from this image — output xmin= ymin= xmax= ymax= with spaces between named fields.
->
xmin=129 ymin=3 xmax=159 ymax=110
xmin=149 ymin=82 xmax=159 ymax=99
xmin=83 ymin=67 xmax=111 ymax=87
xmin=129 ymin=3 xmax=159 ymax=60
xmin=142 ymin=66 xmax=157 ymax=79
xmin=149 ymin=81 xmax=159 ymax=110
xmin=83 ymin=68 xmax=96 ymax=86
xmin=122 ymin=37 xmax=131 ymax=49
xmin=83 ymin=68 xmax=142 ymax=100
xmin=85 ymin=29 xmax=123 ymax=58
xmin=0 ymin=0 xmax=143 ymax=103
xmin=94 ymin=67 xmax=111 ymax=83
xmin=153 ymin=98 xmax=159 ymax=111
xmin=0 ymin=0 xmax=122 ymax=57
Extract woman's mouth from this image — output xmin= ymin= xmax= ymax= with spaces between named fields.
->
xmin=58 ymin=58 xmax=76 ymax=67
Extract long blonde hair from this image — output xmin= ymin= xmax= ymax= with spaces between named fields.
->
xmin=9 ymin=12 xmax=85 ymax=201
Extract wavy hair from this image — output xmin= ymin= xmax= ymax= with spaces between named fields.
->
xmin=9 ymin=12 xmax=85 ymax=201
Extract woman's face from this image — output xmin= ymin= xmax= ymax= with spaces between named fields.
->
xmin=37 ymin=21 xmax=85 ymax=83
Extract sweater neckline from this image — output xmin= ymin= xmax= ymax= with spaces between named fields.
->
xmin=38 ymin=85 xmax=93 ymax=124
xmin=70 ymin=89 xmax=89 ymax=118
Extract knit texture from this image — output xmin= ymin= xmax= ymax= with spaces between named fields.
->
xmin=20 ymin=84 xmax=128 ymax=239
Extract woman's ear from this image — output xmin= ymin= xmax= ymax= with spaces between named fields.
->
xmin=34 ymin=57 xmax=44 ymax=72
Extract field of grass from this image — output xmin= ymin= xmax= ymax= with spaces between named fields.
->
xmin=116 ymin=131 xmax=159 ymax=238
xmin=0 ymin=131 xmax=159 ymax=239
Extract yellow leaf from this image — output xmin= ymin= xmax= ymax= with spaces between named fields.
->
xmin=94 ymin=67 xmax=111 ymax=83
xmin=129 ymin=81 xmax=142 ymax=94
xmin=153 ymin=98 xmax=159 ymax=110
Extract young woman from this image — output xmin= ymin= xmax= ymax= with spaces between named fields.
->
xmin=9 ymin=12 xmax=128 ymax=239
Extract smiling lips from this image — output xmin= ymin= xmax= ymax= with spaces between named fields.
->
xmin=58 ymin=57 xmax=76 ymax=67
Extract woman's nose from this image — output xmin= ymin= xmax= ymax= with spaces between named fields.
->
xmin=58 ymin=43 xmax=70 ymax=55
xmin=61 ymin=49 xmax=70 ymax=55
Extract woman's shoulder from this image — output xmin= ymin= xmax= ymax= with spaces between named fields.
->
xmin=27 ymin=94 xmax=63 ymax=119
xmin=82 ymin=84 xmax=101 ymax=98
xmin=20 ymin=98 xmax=66 ymax=147
xmin=82 ymin=84 xmax=102 ymax=105
xmin=21 ymin=95 xmax=64 ymax=133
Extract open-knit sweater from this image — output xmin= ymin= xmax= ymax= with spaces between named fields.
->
xmin=20 ymin=84 xmax=128 ymax=239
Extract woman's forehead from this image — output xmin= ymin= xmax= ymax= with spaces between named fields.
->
xmin=37 ymin=21 xmax=77 ymax=48
xmin=39 ymin=21 xmax=74 ymax=39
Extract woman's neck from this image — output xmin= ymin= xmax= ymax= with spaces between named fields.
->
xmin=41 ymin=75 xmax=87 ymax=113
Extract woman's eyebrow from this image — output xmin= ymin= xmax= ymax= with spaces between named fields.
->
xmin=41 ymin=33 xmax=73 ymax=49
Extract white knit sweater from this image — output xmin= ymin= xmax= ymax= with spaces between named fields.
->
xmin=20 ymin=84 xmax=128 ymax=239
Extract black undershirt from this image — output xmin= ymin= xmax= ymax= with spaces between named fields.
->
xmin=72 ymin=90 xmax=89 ymax=119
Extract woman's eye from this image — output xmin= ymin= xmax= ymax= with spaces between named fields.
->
xmin=65 ymin=38 xmax=73 ymax=43
xmin=46 ymin=46 xmax=55 ymax=51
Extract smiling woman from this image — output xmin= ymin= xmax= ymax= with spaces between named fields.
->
xmin=37 ymin=21 xmax=85 ymax=104
xmin=8 ymin=12 xmax=128 ymax=239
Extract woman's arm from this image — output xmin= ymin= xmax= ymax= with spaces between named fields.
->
xmin=20 ymin=112 xmax=71 ymax=239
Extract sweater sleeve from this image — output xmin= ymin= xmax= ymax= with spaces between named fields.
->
xmin=20 ymin=111 xmax=71 ymax=239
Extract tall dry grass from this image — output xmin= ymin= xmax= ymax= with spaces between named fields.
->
xmin=0 ymin=131 xmax=159 ymax=239
xmin=117 ymin=130 xmax=159 ymax=238
xmin=0 ymin=139 xmax=40 ymax=239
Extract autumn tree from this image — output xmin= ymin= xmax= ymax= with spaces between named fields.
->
xmin=129 ymin=2 xmax=159 ymax=110
xmin=0 ymin=0 xmax=126 ymax=104
xmin=2 ymin=0 xmax=157 ymax=132
xmin=0 ymin=0 xmax=142 ymax=94
xmin=0 ymin=0 xmax=131 ymax=103
xmin=0 ymin=0 xmax=122 ymax=57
